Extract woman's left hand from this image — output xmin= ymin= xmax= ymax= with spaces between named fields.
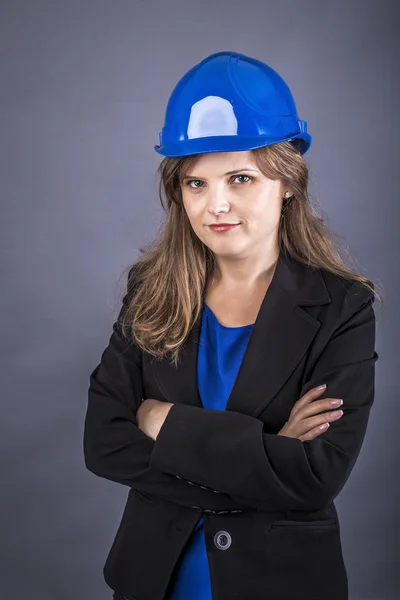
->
xmin=136 ymin=399 xmax=174 ymax=440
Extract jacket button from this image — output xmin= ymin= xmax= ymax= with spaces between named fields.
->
xmin=186 ymin=480 xmax=195 ymax=485
xmin=202 ymin=509 xmax=217 ymax=515
xmin=229 ymin=510 xmax=243 ymax=514
xmin=216 ymin=510 xmax=231 ymax=515
xmin=199 ymin=485 xmax=210 ymax=490
xmin=191 ymin=506 xmax=203 ymax=512
xmin=212 ymin=489 xmax=222 ymax=493
xmin=175 ymin=475 xmax=182 ymax=479
xmin=214 ymin=530 xmax=232 ymax=550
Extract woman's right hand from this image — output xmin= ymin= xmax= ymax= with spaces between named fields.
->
xmin=277 ymin=385 xmax=343 ymax=442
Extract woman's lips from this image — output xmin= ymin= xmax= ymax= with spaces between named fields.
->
xmin=209 ymin=224 xmax=240 ymax=232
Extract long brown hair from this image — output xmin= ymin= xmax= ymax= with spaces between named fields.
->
xmin=118 ymin=141 xmax=383 ymax=367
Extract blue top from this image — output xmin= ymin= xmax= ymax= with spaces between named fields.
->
xmin=162 ymin=303 xmax=255 ymax=600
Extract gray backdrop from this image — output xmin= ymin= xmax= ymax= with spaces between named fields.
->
xmin=1 ymin=1 xmax=398 ymax=599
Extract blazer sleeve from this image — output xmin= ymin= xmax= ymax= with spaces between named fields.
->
xmin=83 ymin=266 xmax=251 ymax=512
xmin=149 ymin=281 xmax=379 ymax=511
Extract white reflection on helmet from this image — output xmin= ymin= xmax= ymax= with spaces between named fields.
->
xmin=187 ymin=96 xmax=238 ymax=139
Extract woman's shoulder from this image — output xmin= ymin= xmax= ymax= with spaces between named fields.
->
xmin=319 ymin=267 xmax=375 ymax=308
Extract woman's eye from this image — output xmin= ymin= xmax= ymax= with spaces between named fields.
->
xmin=186 ymin=175 xmax=252 ymax=188
xmin=188 ymin=180 xmax=203 ymax=188
xmin=234 ymin=175 xmax=252 ymax=183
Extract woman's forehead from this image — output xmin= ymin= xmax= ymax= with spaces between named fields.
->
xmin=184 ymin=150 xmax=258 ymax=176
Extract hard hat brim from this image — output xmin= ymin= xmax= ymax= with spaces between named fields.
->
xmin=154 ymin=132 xmax=311 ymax=157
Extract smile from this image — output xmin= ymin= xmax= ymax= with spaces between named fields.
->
xmin=209 ymin=224 xmax=240 ymax=232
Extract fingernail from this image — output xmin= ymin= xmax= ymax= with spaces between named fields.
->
xmin=330 ymin=399 xmax=343 ymax=406
xmin=331 ymin=410 xmax=343 ymax=417
xmin=316 ymin=384 xmax=327 ymax=390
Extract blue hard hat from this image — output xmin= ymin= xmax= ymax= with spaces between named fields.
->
xmin=154 ymin=51 xmax=311 ymax=157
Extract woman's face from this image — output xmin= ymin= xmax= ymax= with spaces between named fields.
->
xmin=181 ymin=150 xmax=289 ymax=260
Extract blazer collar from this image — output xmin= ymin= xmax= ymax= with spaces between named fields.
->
xmin=154 ymin=249 xmax=331 ymax=418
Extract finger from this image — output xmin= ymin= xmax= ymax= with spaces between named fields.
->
xmin=299 ymin=422 xmax=330 ymax=442
xmin=291 ymin=385 xmax=327 ymax=418
xmin=301 ymin=409 xmax=343 ymax=434
xmin=296 ymin=398 xmax=343 ymax=423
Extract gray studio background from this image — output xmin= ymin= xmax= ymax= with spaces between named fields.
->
xmin=1 ymin=1 xmax=398 ymax=599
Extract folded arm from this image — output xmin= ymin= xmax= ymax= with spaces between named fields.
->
xmin=83 ymin=267 xmax=251 ymax=512
xmin=149 ymin=282 xmax=378 ymax=511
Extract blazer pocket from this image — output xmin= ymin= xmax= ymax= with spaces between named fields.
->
xmin=270 ymin=517 xmax=337 ymax=530
xmin=265 ymin=517 xmax=347 ymax=599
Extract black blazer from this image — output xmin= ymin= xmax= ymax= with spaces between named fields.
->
xmin=84 ymin=249 xmax=378 ymax=600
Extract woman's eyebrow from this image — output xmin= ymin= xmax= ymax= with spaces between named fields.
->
xmin=182 ymin=168 xmax=260 ymax=180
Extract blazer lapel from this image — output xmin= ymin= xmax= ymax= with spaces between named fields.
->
xmin=154 ymin=249 xmax=332 ymax=418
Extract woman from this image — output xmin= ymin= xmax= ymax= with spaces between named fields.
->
xmin=84 ymin=51 xmax=381 ymax=600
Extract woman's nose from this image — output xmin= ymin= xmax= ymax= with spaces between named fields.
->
xmin=205 ymin=186 xmax=230 ymax=211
